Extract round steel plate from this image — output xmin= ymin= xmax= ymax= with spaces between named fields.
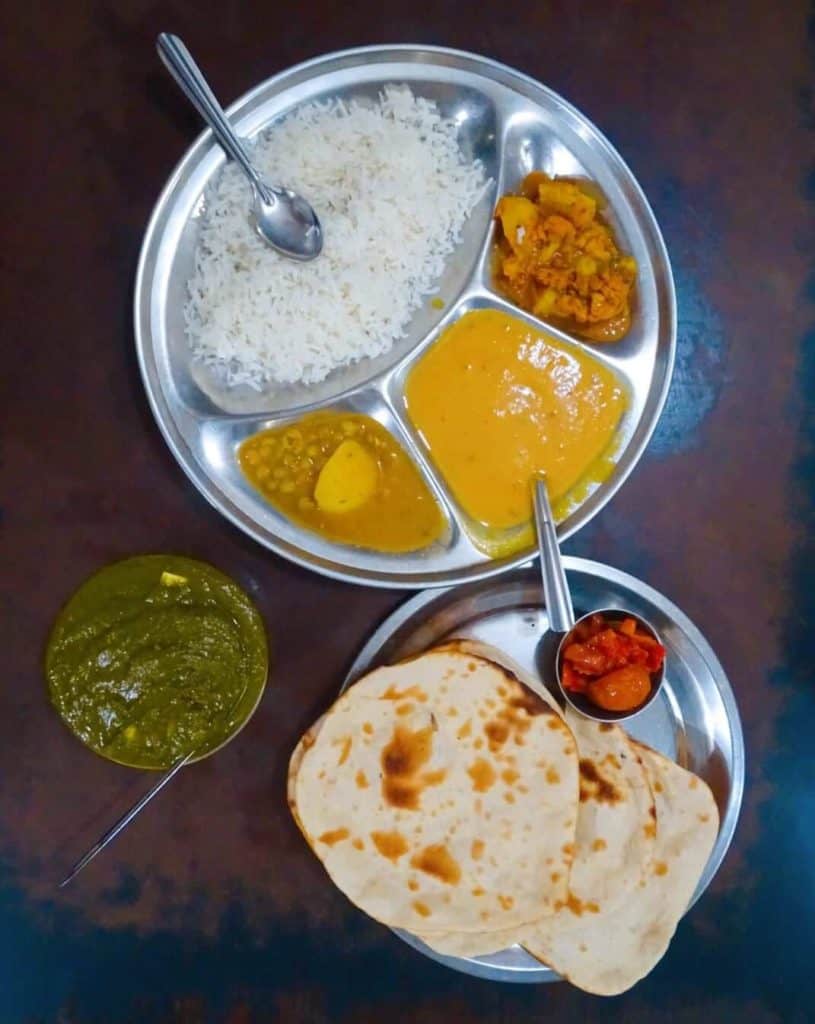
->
xmin=342 ymin=558 xmax=744 ymax=982
xmin=135 ymin=46 xmax=677 ymax=587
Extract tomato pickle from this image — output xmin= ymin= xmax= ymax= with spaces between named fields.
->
xmin=560 ymin=614 xmax=665 ymax=713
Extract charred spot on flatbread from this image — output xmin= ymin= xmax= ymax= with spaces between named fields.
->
xmin=381 ymin=722 xmax=435 ymax=810
xmin=468 ymin=758 xmax=497 ymax=792
xmin=578 ymin=758 xmax=622 ymax=804
xmin=483 ymin=676 xmax=557 ymax=751
xmin=370 ymin=831 xmax=409 ymax=862
xmin=410 ymin=844 xmax=462 ymax=885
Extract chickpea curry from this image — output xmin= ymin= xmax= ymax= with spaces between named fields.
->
xmin=494 ymin=171 xmax=637 ymax=342
xmin=238 ymin=412 xmax=444 ymax=553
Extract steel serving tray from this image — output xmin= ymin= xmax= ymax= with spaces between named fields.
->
xmin=342 ymin=558 xmax=744 ymax=982
xmin=135 ymin=45 xmax=677 ymax=587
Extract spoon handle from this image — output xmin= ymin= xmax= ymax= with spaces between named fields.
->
xmin=58 ymin=684 xmax=250 ymax=889
xmin=534 ymin=479 xmax=575 ymax=632
xmin=58 ymin=750 xmax=195 ymax=888
xmin=157 ymin=33 xmax=268 ymax=199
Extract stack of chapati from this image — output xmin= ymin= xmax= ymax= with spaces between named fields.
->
xmin=288 ymin=640 xmax=718 ymax=995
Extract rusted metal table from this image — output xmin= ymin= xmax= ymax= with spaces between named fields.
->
xmin=1 ymin=1 xmax=811 ymax=1020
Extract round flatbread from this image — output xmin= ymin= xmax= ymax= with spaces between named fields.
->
xmin=287 ymin=715 xmax=326 ymax=840
xmin=290 ymin=647 xmax=579 ymax=934
xmin=558 ymin=710 xmax=657 ymax=908
xmin=432 ymin=639 xmax=565 ymax=718
xmin=415 ymin=701 xmax=657 ymax=960
xmin=440 ymin=641 xmax=658 ymax=908
xmin=521 ymin=740 xmax=719 ymax=995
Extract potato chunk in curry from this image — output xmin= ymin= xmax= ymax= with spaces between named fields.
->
xmin=239 ymin=412 xmax=444 ymax=553
xmin=494 ymin=172 xmax=637 ymax=342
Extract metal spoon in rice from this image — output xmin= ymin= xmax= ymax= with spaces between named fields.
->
xmin=157 ymin=33 xmax=323 ymax=261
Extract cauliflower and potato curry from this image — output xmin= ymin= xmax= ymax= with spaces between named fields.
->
xmin=494 ymin=172 xmax=637 ymax=342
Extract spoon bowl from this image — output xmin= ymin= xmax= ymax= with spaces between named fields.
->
xmin=251 ymin=183 xmax=323 ymax=261
xmin=157 ymin=32 xmax=323 ymax=261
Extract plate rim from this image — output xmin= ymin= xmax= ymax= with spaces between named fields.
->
xmin=134 ymin=44 xmax=678 ymax=588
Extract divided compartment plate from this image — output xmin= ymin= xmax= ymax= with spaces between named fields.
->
xmin=135 ymin=45 xmax=677 ymax=587
xmin=340 ymin=559 xmax=745 ymax=983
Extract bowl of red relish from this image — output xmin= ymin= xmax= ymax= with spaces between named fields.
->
xmin=556 ymin=609 xmax=666 ymax=722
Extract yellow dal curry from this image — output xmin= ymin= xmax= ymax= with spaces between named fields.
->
xmin=239 ymin=412 xmax=444 ymax=553
xmin=405 ymin=310 xmax=627 ymax=542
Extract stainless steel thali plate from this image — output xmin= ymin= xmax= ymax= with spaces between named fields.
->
xmin=342 ymin=558 xmax=744 ymax=983
xmin=135 ymin=45 xmax=677 ymax=587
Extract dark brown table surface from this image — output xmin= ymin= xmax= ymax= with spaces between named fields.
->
xmin=2 ymin=2 xmax=813 ymax=1021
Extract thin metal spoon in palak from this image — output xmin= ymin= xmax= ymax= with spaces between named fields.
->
xmin=58 ymin=687 xmax=248 ymax=888
xmin=58 ymin=749 xmax=195 ymax=888
xmin=156 ymin=32 xmax=323 ymax=261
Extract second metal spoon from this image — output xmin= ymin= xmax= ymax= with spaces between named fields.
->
xmin=533 ymin=478 xmax=665 ymax=722
xmin=533 ymin=478 xmax=575 ymax=633
xmin=157 ymin=33 xmax=323 ymax=261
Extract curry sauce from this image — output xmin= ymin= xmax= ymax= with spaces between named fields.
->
xmin=239 ymin=412 xmax=444 ymax=553
xmin=405 ymin=310 xmax=627 ymax=549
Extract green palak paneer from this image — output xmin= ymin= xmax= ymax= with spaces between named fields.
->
xmin=45 ymin=555 xmax=268 ymax=769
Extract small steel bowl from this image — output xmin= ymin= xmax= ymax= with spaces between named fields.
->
xmin=555 ymin=607 xmax=665 ymax=723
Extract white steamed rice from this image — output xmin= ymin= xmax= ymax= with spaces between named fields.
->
xmin=184 ymin=86 xmax=488 ymax=390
